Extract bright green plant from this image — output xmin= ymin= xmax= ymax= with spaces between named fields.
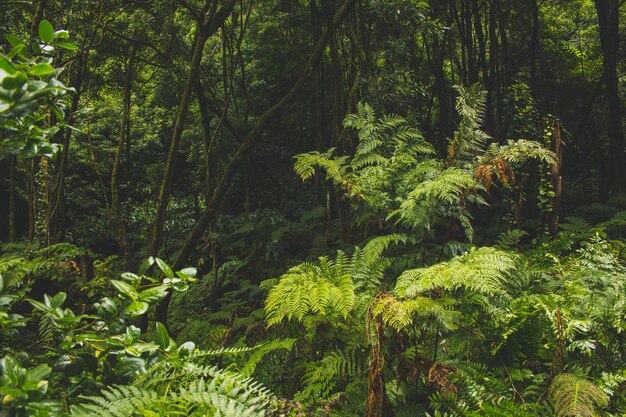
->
xmin=0 ymin=20 xmax=78 ymax=158
xmin=0 ymin=256 xmax=273 ymax=417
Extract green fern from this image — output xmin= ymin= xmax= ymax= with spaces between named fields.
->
xmin=549 ymin=373 xmax=609 ymax=417
xmin=295 ymin=349 xmax=366 ymax=403
xmin=265 ymin=235 xmax=403 ymax=327
xmin=371 ymin=293 xmax=460 ymax=331
xmin=447 ymin=84 xmax=490 ymax=163
xmin=396 ymin=247 xmax=517 ymax=297
xmin=72 ymin=363 xmax=270 ymax=417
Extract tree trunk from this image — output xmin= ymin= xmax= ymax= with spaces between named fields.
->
xmin=529 ymin=0 xmax=540 ymax=96
xmin=8 ymin=157 xmax=16 ymax=242
xmin=110 ymin=53 xmax=134 ymax=265
xmin=27 ymin=160 xmax=36 ymax=242
xmin=48 ymin=54 xmax=86 ymax=243
xmin=548 ymin=120 xmax=563 ymax=236
xmin=30 ymin=0 xmax=48 ymax=39
xmin=594 ymin=0 xmax=625 ymax=194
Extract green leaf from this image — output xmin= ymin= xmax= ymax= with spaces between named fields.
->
xmin=57 ymin=42 xmax=78 ymax=51
xmin=5 ymin=34 xmax=23 ymax=48
xmin=139 ymin=257 xmax=155 ymax=275
xmin=155 ymin=322 xmax=170 ymax=349
xmin=29 ymin=63 xmax=55 ymax=76
xmin=0 ymin=356 xmax=25 ymax=385
xmin=38 ymin=20 xmax=54 ymax=43
xmin=54 ymin=30 xmax=69 ymax=39
xmin=180 ymin=267 xmax=197 ymax=277
xmin=139 ymin=285 xmax=168 ymax=304
xmin=111 ymin=280 xmax=139 ymax=300
xmin=121 ymin=272 xmax=140 ymax=284
xmin=31 ymin=40 xmax=42 ymax=54
xmin=28 ymin=299 xmax=50 ymax=312
xmin=7 ymin=44 xmax=25 ymax=59
xmin=49 ymin=292 xmax=66 ymax=308
xmin=126 ymin=342 xmax=159 ymax=356
xmin=155 ymin=258 xmax=174 ymax=278
xmin=125 ymin=301 xmax=149 ymax=316
xmin=1 ymin=71 xmax=27 ymax=91
xmin=0 ymin=54 xmax=17 ymax=75
xmin=25 ymin=364 xmax=51 ymax=386
xmin=96 ymin=297 xmax=118 ymax=318
xmin=177 ymin=341 xmax=196 ymax=358
xmin=114 ymin=357 xmax=145 ymax=376
xmin=75 ymin=332 xmax=101 ymax=342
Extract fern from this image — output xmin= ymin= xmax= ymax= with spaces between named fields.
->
xmin=72 ymin=362 xmax=270 ymax=417
xmin=264 ymin=257 xmax=355 ymax=326
xmin=396 ymin=247 xmax=517 ymax=297
xmin=265 ymin=236 xmax=401 ymax=327
xmin=389 ymin=165 xmax=485 ymax=240
xmin=549 ymin=373 xmax=609 ymax=417
xmin=495 ymin=229 xmax=528 ymax=250
xmin=295 ymin=349 xmax=366 ymax=404
xmin=475 ymin=140 xmax=556 ymax=188
xmin=293 ymin=149 xmax=349 ymax=183
xmin=447 ymin=84 xmax=490 ymax=164
xmin=371 ymin=293 xmax=460 ymax=331
xmin=241 ymin=338 xmax=296 ymax=377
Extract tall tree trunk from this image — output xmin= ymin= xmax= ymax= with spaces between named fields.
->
xmin=27 ymin=160 xmax=36 ymax=242
xmin=8 ymin=157 xmax=16 ymax=242
xmin=323 ymin=0 xmax=351 ymax=245
xmin=48 ymin=54 xmax=86 ymax=242
xmin=110 ymin=53 xmax=134 ymax=265
xmin=529 ymin=0 xmax=540 ymax=96
xmin=148 ymin=0 xmax=237 ymax=258
xmin=594 ymin=0 xmax=625 ymax=194
xmin=548 ymin=120 xmax=563 ymax=236
xmin=37 ymin=156 xmax=50 ymax=246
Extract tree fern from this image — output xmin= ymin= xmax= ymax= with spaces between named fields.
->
xmin=389 ymin=165 xmax=485 ymax=240
xmin=264 ymin=256 xmax=356 ymax=327
xmin=293 ymin=149 xmax=350 ymax=184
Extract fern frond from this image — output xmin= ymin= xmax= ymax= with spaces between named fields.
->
xmin=241 ymin=338 xmax=296 ymax=377
xmin=549 ymin=373 xmax=608 ymax=417
xmin=495 ymin=230 xmax=528 ymax=250
xmin=293 ymin=149 xmax=348 ymax=183
xmin=448 ymin=84 xmax=490 ymax=163
xmin=296 ymin=349 xmax=366 ymax=403
xmin=372 ymin=293 xmax=460 ymax=331
xmin=264 ymin=257 xmax=356 ymax=326
xmin=396 ymin=247 xmax=517 ymax=297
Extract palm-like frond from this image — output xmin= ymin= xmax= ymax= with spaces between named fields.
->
xmin=72 ymin=363 xmax=270 ymax=417
xmin=549 ymin=373 xmax=608 ymax=417
xmin=396 ymin=247 xmax=517 ymax=297
xmin=265 ymin=235 xmax=405 ymax=327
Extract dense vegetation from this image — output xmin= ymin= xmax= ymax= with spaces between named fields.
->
xmin=1 ymin=0 xmax=626 ymax=415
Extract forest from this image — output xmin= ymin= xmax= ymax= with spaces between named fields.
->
xmin=1 ymin=0 xmax=626 ymax=415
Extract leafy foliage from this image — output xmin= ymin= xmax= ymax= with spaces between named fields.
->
xmin=549 ymin=374 xmax=609 ymax=417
